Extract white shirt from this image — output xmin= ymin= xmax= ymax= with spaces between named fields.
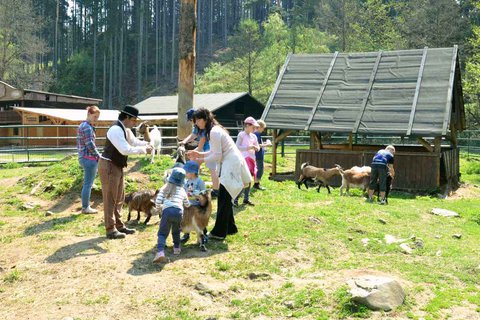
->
xmin=102 ymin=121 xmax=148 ymax=159
xmin=203 ymin=126 xmax=237 ymax=164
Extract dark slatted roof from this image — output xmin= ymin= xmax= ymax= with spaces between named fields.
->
xmin=261 ymin=47 xmax=465 ymax=137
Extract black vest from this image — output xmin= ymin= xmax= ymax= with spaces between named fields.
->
xmin=102 ymin=121 xmax=128 ymax=168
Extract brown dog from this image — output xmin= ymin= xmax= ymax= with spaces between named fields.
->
xmin=125 ymin=189 xmax=159 ymax=224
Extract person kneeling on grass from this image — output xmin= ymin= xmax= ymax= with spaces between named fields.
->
xmin=153 ymin=167 xmax=190 ymax=263
xmin=366 ymin=145 xmax=395 ymax=205
xmin=180 ymin=160 xmax=208 ymax=244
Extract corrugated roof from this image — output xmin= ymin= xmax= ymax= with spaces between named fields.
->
xmin=13 ymin=107 xmax=176 ymax=122
xmin=262 ymin=47 xmax=465 ymax=137
xmin=134 ymin=92 xmax=248 ymax=114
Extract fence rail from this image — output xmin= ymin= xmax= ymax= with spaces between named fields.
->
xmin=1 ymin=125 xmax=479 ymax=164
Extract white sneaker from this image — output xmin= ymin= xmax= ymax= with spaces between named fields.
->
xmin=81 ymin=207 xmax=98 ymax=214
xmin=153 ymin=251 xmax=167 ymax=263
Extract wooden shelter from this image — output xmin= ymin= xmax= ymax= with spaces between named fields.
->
xmin=262 ymin=47 xmax=465 ymax=191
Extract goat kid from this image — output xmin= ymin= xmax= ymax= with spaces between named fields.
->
xmin=163 ymin=144 xmax=187 ymax=184
xmin=297 ymin=162 xmax=341 ymax=193
xmin=138 ymin=122 xmax=162 ymax=163
xmin=125 ymin=189 xmax=160 ymax=224
xmin=337 ymin=165 xmax=371 ymax=196
xmin=181 ymin=190 xmax=212 ymax=252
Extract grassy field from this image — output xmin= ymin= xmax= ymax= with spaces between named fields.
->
xmin=0 ymin=153 xmax=479 ymax=319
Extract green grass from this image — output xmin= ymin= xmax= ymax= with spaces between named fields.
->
xmin=0 ymin=152 xmax=479 ymax=318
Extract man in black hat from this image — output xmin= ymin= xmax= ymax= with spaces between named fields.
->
xmin=98 ymin=105 xmax=153 ymax=239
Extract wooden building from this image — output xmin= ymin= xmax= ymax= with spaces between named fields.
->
xmin=7 ymin=107 xmax=176 ymax=147
xmin=134 ymin=92 xmax=265 ymax=128
xmin=262 ymin=47 xmax=466 ymax=191
xmin=0 ymin=81 xmax=103 ymax=145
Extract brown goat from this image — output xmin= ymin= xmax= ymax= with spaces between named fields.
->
xmin=337 ymin=165 xmax=371 ymax=196
xmin=297 ymin=162 xmax=341 ymax=193
xmin=181 ymin=190 xmax=212 ymax=252
xmin=125 ymin=189 xmax=159 ymax=224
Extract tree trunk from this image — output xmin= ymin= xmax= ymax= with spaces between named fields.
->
xmin=92 ymin=0 xmax=98 ymax=94
xmin=137 ymin=0 xmax=144 ymax=101
xmin=177 ymin=0 xmax=197 ymax=139
xmin=155 ymin=0 xmax=160 ymax=85
xmin=162 ymin=0 xmax=167 ymax=76
xmin=171 ymin=0 xmax=177 ymax=83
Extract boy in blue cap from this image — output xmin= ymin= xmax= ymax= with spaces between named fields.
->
xmin=153 ymin=167 xmax=190 ymax=263
xmin=181 ymin=160 xmax=207 ymax=244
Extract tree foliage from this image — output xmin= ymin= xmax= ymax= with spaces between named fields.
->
xmin=0 ymin=0 xmax=50 ymax=88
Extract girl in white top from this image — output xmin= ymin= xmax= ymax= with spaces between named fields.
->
xmin=186 ymin=108 xmax=252 ymax=240
xmin=234 ymin=117 xmax=260 ymax=206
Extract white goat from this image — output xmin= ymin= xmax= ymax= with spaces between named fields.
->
xmin=138 ymin=122 xmax=162 ymax=163
xmin=337 ymin=165 xmax=371 ymax=196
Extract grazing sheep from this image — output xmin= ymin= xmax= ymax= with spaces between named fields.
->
xmin=163 ymin=145 xmax=187 ymax=184
xmin=125 ymin=189 xmax=159 ymax=224
xmin=138 ymin=122 xmax=162 ymax=163
xmin=337 ymin=165 xmax=372 ymax=196
xmin=181 ymin=190 xmax=213 ymax=252
xmin=296 ymin=162 xmax=341 ymax=193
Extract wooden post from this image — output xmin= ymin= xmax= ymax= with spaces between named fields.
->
xmin=310 ymin=132 xmax=322 ymax=149
xmin=450 ymin=124 xmax=458 ymax=148
xmin=177 ymin=0 xmax=197 ymax=140
xmin=434 ymin=136 xmax=442 ymax=153
xmin=272 ymin=129 xmax=278 ymax=176
xmin=348 ymin=133 xmax=353 ymax=150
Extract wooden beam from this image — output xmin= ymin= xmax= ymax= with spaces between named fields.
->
xmin=305 ymin=51 xmax=339 ymax=131
xmin=450 ymin=123 xmax=458 ymax=148
xmin=352 ymin=51 xmax=383 ymax=134
xmin=272 ymin=129 xmax=278 ymax=176
xmin=417 ymin=137 xmax=433 ymax=152
xmin=442 ymin=45 xmax=458 ymax=136
xmin=407 ymin=47 xmax=428 ymax=136
xmin=274 ymin=129 xmax=293 ymax=144
xmin=310 ymin=132 xmax=322 ymax=149
xmin=434 ymin=136 xmax=442 ymax=153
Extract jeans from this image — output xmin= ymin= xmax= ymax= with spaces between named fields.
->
xmin=256 ymin=158 xmax=264 ymax=182
xmin=79 ymin=157 xmax=98 ymax=209
xmin=369 ymin=164 xmax=388 ymax=192
xmin=157 ymin=207 xmax=182 ymax=251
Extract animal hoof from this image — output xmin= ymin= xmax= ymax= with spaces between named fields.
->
xmin=200 ymin=245 xmax=207 ymax=252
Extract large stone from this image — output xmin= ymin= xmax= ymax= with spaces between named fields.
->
xmin=347 ymin=275 xmax=405 ymax=311
xmin=431 ymin=208 xmax=460 ymax=217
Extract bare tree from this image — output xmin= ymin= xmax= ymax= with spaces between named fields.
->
xmin=177 ymin=0 xmax=197 ymax=139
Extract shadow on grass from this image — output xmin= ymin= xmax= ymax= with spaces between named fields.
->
xmin=45 ymin=236 xmax=107 ymax=263
xmin=127 ymin=239 xmax=229 ymax=276
xmin=24 ymin=214 xmax=83 ymax=236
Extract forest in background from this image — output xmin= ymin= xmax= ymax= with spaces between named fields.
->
xmin=0 ymin=0 xmax=480 ymax=127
